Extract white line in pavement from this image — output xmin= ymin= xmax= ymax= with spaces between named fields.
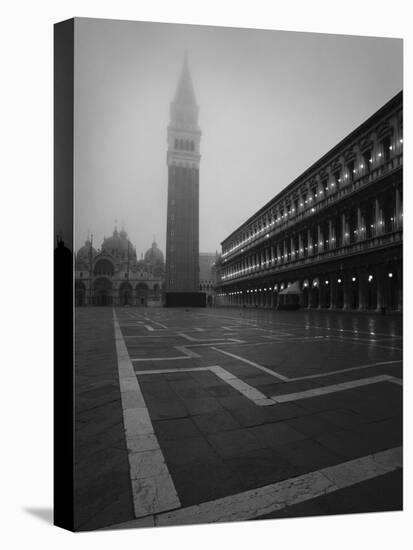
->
xmin=209 ymin=366 xmax=274 ymax=406
xmin=136 ymin=366 xmax=213 ymax=375
xmin=124 ymin=334 xmax=174 ymax=339
xmin=131 ymin=356 xmax=192 ymax=362
xmin=270 ymin=374 xmax=402 ymax=403
xmin=262 ymin=335 xmax=324 ymax=341
xmin=131 ymin=345 xmax=200 ymax=362
xmin=326 ymin=336 xmax=402 ymax=351
xmin=194 ymin=328 xmax=205 ymax=332
xmin=112 ymin=309 xmax=181 ymax=518
xmin=110 ymin=446 xmax=401 ymax=528
xmin=144 ymin=317 xmax=168 ymax=329
xmin=195 ymin=312 xmax=401 ymax=340
xmin=211 ymin=344 xmax=402 ymax=384
xmin=210 ymin=347 xmax=289 ymax=381
xmin=177 ymin=332 xmax=236 ymax=343
xmin=132 ymin=364 xmax=273 ymax=406
xmin=174 ymin=345 xmax=201 ymax=358
xmin=288 ymin=360 xmax=403 ymax=382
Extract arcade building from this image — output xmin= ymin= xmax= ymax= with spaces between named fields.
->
xmin=216 ymin=92 xmax=403 ymax=312
xmin=75 ymin=227 xmax=165 ymax=306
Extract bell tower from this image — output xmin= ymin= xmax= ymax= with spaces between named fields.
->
xmin=165 ymin=54 xmax=202 ymax=299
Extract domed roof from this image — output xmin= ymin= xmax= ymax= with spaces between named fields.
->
xmin=144 ymin=241 xmax=164 ymax=265
xmin=76 ymin=239 xmax=97 ymax=265
xmin=101 ymin=227 xmax=137 ymax=260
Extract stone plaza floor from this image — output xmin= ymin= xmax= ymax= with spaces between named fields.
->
xmin=74 ymin=307 xmax=403 ymax=530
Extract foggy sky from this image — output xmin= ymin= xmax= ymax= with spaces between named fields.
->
xmin=74 ymin=18 xmax=402 ymax=257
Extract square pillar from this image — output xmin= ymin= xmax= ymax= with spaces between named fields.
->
xmin=358 ymin=268 xmax=368 ymax=310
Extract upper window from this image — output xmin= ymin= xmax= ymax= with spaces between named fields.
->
xmin=381 ymin=135 xmax=392 ymax=162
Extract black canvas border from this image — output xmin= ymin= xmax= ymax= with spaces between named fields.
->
xmin=53 ymin=17 xmax=75 ymax=531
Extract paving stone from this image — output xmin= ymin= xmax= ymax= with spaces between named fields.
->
xmin=169 ymin=457 xmax=244 ymax=507
xmin=315 ymin=420 xmax=401 ymax=460
xmin=286 ymin=412 xmax=344 ymax=437
xmin=272 ymin=438 xmax=344 ymax=471
xmin=218 ymin=395 xmax=252 ymax=410
xmin=153 ymin=417 xmax=201 ymax=441
xmin=145 ymin=400 xmax=190 ymax=421
xmin=226 ymin=404 xmax=269 ymax=427
xmin=205 ymin=384 xmax=239 ymax=398
xmin=160 ymin=436 xmax=220 ymax=466
xmin=261 ymin=403 xmax=308 ymax=422
xmin=183 ymin=397 xmax=222 ymax=415
xmin=223 ymin=448 xmax=299 ymax=490
xmin=192 ymin=409 xmax=241 ymax=434
xmin=251 ymin=421 xmax=308 ymax=448
xmin=207 ymin=428 xmax=267 ymax=458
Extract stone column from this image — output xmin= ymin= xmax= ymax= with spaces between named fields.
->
xmin=328 ymin=219 xmax=335 ymax=249
xmin=307 ymin=285 xmax=314 ymax=309
xmin=375 ymin=198 xmax=383 ymax=236
xmin=357 ymin=207 xmax=365 ymax=241
xmin=307 ymin=229 xmax=313 ymax=256
xmin=376 ymin=266 xmax=387 ymax=311
xmin=395 ymin=187 xmax=402 ymax=230
xmin=317 ymin=225 xmax=324 ymax=253
xmin=395 ymin=261 xmax=403 ymax=312
xmin=290 ymin=236 xmax=296 ymax=261
xmin=343 ymin=275 xmax=352 ymax=310
xmin=318 ymin=278 xmax=327 ymax=308
xmin=329 ymin=277 xmax=338 ymax=309
xmin=270 ymin=246 xmax=275 ymax=265
xmin=342 ymin=213 xmax=349 ymax=246
xmin=276 ymin=243 xmax=282 ymax=264
xmin=298 ymin=233 xmax=304 ymax=258
xmin=358 ymin=267 xmax=368 ymax=311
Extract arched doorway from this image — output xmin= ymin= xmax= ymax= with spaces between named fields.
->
xmin=136 ymin=283 xmax=149 ymax=307
xmin=94 ymin=277 xmax=112 ymax=306
xmin=75 ymin=281 xmax=86 ymax=306
xmin=119 ymin=282 xmax=133 ymax=306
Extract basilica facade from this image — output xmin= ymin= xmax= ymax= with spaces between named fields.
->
xmin=216 ymin=92 xmax=403 ymax=312
xmin=75 ymin=227 xmax=165 ymax=306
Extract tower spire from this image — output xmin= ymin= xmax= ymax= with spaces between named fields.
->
xmin=174 ymin=52 xmax=197 ymax=105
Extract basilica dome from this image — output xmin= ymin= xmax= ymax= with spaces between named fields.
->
xmin=101 ymin=227 xmax=137 ymax=261
xmin=76 ymin=239 xmax=97 ymax=267
xmin=144 ymin=241 xmax=164 ymax=265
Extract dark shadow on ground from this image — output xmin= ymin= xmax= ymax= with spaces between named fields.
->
xmin=24 ymin=507 xmax=53 ymax=525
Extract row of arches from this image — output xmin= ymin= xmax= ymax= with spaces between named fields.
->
xmin=218 ymin=262 xmax=402 ymax=312
xmin=174 ymin=138 xmax=195 ymax=152
xmin=75 ymin=279 xmax=161 ymax=306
